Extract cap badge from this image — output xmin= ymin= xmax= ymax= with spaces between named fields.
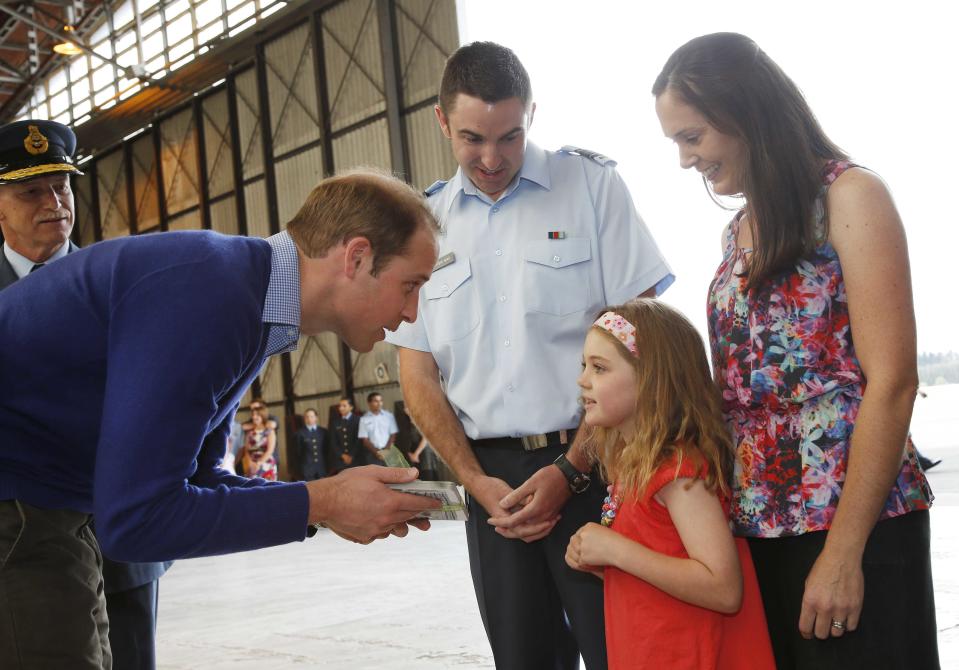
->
xmin=24 ymin=125 xmax=49 ymax=155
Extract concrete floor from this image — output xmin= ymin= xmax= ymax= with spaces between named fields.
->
xmin=157 ymin=408 xmax=959 ymax=668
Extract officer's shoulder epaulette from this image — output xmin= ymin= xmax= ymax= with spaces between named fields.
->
xmin=423 ymin=179 xmax=448 ymax=197
xmin=558 ymin=145 xmax=617 ymax=168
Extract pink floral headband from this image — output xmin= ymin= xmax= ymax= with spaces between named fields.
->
xmin=593 ymin=311 xmax=637 ymax=356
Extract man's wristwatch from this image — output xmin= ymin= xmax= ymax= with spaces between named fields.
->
xmin=553 ymin=453 xmax=591 ymax=493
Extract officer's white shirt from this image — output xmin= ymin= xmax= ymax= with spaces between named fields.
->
xmin=3 ymin=240 xmax=70 ymax=279
xmin=387 ymin=142 xmax=674 ymax=440
xmin=358 ymin=410 xmax=399 ymax=449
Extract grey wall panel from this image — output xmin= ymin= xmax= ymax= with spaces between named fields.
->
xmin=404 ymin=104 xmax=456 ymax=191
xmin=73 ymin=173 xmax=98 ymax=246
xmin=202 ymin=90 xmax=235 ymax=199
xmin=244 ymin=180 xmax=270 ymax=238
xmin=291 ymin=332 xmax=343 ymax=397
xmin=323 ymin=0 xmax=386 ymax=132
xmin=236 ymin=68 xmax=265 ymax=180
xmin=257 ymin=355 xmax=286 ymax=404
xmin=350 ymin=340 xmax=399 ymax=389
xmin=273 ymin=146 xmax=324 ymax=224
xmin=265 ymin=24 xmax=321 ymax=157
xmin=167 ymin=209 xmax=202 ymax=231
xmin=395 ymin=0 xmax=458 ymax=108
xmin=131 ymin=135 xmax=160 ymax=231
xmin=97 ymin=151 xmax=130 ymax=240
xmin=332 ymin=118 xmax=391 ymax=171
xmin=210 ymin=197 xmax=239 ymax=236
xmin=160 ymin=108 xmax=201 ymax=217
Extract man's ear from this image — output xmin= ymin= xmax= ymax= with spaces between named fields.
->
xmin=343 ymin=236 xmax=372 ymax=279
xmin=434 ymin=104 xmax=452 ymax=139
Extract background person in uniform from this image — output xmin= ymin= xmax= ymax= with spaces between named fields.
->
xmin=0 ymin=169 xmax=442 ymax=669
xmin=388 ymin=42 xmax=673 ymax=669
xmin=328 ymin=397 xmax=362 ymax=474
xmin=358 ymin=392 xmax=399 ymax=464
xmin=0 ymin=119 xmax=172 ymax=670
xmin=296 ymin=408 xmax=327 ymax=481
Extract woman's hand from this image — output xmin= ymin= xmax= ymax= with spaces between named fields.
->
xmin=799 ymin=547 xmax=864 ymax=639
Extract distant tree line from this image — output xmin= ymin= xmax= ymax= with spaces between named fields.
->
xmin=918 ymin=351 xmax=959 ymax=385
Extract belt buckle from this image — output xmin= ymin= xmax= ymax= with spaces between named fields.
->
xmin=520 ymin=433 xmax=548 ymax=451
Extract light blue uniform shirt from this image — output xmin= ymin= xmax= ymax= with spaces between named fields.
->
xmin=387 ymin=142 xmax=673 ymax=440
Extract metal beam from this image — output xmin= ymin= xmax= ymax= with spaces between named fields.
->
xmin=226 ymin=71 xmax=249 ymax=237
xmin=375 ymin=0 xmax=410 ymax=179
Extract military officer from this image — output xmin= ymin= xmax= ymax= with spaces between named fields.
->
xmin=328 ymin=397 xmax=362 ymax=474
xmin=387 ymin=42 xmax=673 ymax=669
xmin=296 ymin=408 xmax=327 ymax=480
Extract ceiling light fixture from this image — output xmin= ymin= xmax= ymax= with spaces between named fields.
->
xmin=53 ymin=25 xmax=83 ymax=56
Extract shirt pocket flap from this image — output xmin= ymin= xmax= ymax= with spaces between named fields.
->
xmin=425 ymin=257 xmax=472 ymax=300
xmin=523 ymin=239 xmax=592 ymax=269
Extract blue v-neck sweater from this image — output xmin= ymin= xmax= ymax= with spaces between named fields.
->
xmin=0 ymin=231 xmax=309 ymax=561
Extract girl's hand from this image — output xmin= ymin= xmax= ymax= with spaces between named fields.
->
xmin=566 ymin=522 xmax=616 ymax=576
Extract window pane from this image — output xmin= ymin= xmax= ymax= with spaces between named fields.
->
xmin=115 ymin=30 xmax=136 ymax=54
xmin=74 ymin=99 xmax=92 ymax=118
xmin=69 ymin=56 xmax=89 ymax=81
xmin=166 ymin=14 xmax=193 ymax=43
xmin=94 ymin=87 xmax=115 ymax=106
xmin=142 ymin=31 xmax=164 ymax=61
xmin=117 ymin=47 xmax=139 ymax=68
xmin=195 ymin=0 xmax=221 ymax=27
xmin=71 ymin=78 xmax=90 ymax=103
xmin=198 ymin=23 xmax=222 ymax=47
xmin=137 ymin=0 xmax=159 ymax=12
xmin=92 ymin=64 xmax=115 ymax=90
xmin=165 ymin=0 xmax=190 ymax=20
xmin=48 ymin=69 xmax=68 ymax=95
xmin=49 ymin=90 xmax=70 ymax=116
xmin=93 ymin=39 xmax=114 ymax=60
xmin=113 ymin=0 xmax=134 ymax=30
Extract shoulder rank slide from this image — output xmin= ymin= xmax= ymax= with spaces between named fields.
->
xmin=559 ymin=145 xmax=616 ymax=167
xmin=423 ymin=179 xmax=448 ymax=197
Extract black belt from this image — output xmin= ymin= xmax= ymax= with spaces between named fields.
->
xmin=471 ymin=429 xmax=575 ymax=452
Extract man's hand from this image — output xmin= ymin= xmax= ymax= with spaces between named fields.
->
xmin=341 ymin=453 xmax=353 ymax=465
xmin=468 ymin=475 xmax=516 ymax=520
xmin=486 ymin=464 xmax=569 ymax=542
xmin=306 ymin=466 xmax=440 ymax=543
xmin=375 ymin=451 xmax=386 ymax=462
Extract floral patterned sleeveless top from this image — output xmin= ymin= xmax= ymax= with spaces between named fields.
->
xmin=707 ymin=160 xmax=933 ymax=538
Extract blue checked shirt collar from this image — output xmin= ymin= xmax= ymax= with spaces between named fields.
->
xmin=263 ymin=231 xmax=301 ymax=357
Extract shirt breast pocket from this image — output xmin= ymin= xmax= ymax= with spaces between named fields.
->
xmin=424 ymin=257 xmax=480 ymax=343
xmin=523 ymin=238 xmax=593 ymax=316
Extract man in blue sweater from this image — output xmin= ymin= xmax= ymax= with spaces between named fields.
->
xmin=0 ymin=120 xmax=173 ymax=670
xmin=0 ymin=135 xmax=441 ymax=666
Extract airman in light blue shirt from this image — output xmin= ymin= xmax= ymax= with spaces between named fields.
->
xmin=387 ymin=40 xmax=673 ymax=670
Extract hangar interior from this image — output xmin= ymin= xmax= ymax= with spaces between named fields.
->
xmin=2 ymin=0 xmax=460 ymax=477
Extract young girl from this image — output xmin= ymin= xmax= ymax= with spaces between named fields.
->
xmin=565 ymin=299 xmax=773 ymax=669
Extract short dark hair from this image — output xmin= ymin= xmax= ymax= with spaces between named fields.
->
xmin=304 ymin=408 xmax=318 ymax=416
xmin=367 ymin=392 xmax=382 ymax=403
xmin=287 ymin=170 xmax=438 ymax=277
xmin=339 ymin=396 xmax=353 ymax=406
xmin=652 ymin=33 xmax=847 ymax=289
xmin=439 ymin=41 xmax=532 ymax=114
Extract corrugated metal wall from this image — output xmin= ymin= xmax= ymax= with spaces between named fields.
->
xmin=72 ymin=0 xmax=459 ymax=478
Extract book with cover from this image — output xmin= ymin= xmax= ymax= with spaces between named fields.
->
xmin=388 ymin=480 xmax=468 ymax=521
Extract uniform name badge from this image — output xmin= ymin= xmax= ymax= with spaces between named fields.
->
xmin=433 ymin=252 xmax=456 ymax=271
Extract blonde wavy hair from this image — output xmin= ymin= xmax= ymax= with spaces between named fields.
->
xmin=586 ymin=299 xmax=734 ymax=502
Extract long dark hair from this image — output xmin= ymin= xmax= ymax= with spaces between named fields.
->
xmin=652 ymin=33 xmax=848 ymax=289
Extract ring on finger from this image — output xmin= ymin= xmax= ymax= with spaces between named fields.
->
xmin=830 ymin=619 xmax=846 ymax=631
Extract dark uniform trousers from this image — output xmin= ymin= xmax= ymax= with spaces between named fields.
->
xmin=0 ymin=500 xmax=111 ymax=669
xmin=298 ymin=427 xmax=327 ymax=481
xmin=466 ymin=441 xmax=608 ymax=670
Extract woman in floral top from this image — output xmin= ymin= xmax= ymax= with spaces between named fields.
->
xmin=653 ymin=33 xmax=937 ymax=669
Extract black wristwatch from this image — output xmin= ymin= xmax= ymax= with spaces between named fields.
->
xmin=553 ymin=453 xmax=591 ymax=493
